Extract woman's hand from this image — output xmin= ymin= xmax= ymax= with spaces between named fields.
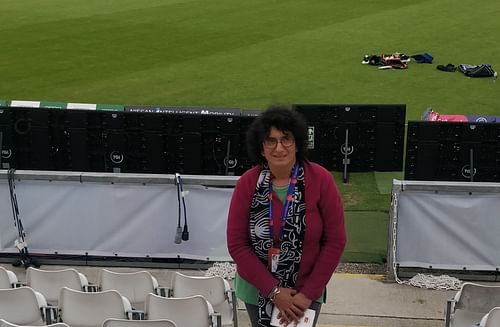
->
xmin=274 ymin=288 xmax=305 ymax=325
xmin=291 ymin=292 xmax=312 ymax=313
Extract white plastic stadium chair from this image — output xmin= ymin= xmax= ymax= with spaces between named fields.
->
xmin=445 ymin=282 xmax=500 ymax=327
xmin=0 ymin=287 xmax=48 ymax=325
xmin=0 ymin=318 xmax=70 ymax=327
xmin=98 ymin=269 xmax=163 ymax=310
xmin=102 ymin=318 xmax=177 ymax=327
xmin=171 ymin=272 xmax=237 ymax=326
xmin=26 ymin=267 xmax=89 ymax=305
xmin=145 ymin=293 xmax=218 ymax=327
xmin=480 ymin=307 xmax=500 ymax=327
xmin=59 ymin=287 xmax=132 ymax=327
xmin=0 ymin=266 xmax=20 ymax=288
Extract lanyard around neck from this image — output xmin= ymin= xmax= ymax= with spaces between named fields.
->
xmin=268 ymin=163 xmax=299 ymax=244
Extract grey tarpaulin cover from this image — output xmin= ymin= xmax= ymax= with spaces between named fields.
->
xmin=0 ymin=171 xmax=236 ymax=261
xmin=391 ymin=180 xmax=500 ymax=272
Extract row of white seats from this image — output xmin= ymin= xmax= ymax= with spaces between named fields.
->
xmin=1 ymin=286 xmax=193 ymax=327
xmin=445 ymin=282 xmax=500 ymax=327
xmin=0 ymin=318 xmax=70 ymax=327
xmin=0 ymin=282 xmax=221 ymax=327
xmin=0 ymin=318 xmax=177 ymax=327
xmin=1 ymin=266 xmax=237 ymax=327
xmin=1 ymin=265 xmax=160 ymax=307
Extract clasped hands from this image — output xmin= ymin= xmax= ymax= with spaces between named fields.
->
xmin=273 ymin=288 xmax=312 ymax=326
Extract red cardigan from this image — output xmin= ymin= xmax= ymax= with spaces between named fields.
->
xmin=227 ymin=161 xmax=346 ymax=301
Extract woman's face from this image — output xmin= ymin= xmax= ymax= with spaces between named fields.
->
xmin=262 ymin=127 xmax=297 ymax=171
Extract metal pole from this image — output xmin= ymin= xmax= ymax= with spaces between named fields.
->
xmin=224 ymin=138 xmax=231 ymax=176
xmin=0 ymin=130 xmax=3 ymax=168
xmin=469 ymin=148 xmax=474 ymax=182
xmin=343 ymin=128 xmax=349 ymax=183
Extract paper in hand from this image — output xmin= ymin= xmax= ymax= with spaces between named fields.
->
xmin=270 ymin=305 xmax=316 ymax=327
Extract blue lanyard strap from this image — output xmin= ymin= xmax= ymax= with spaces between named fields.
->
xmin=268 ymin=163 xmax=299 ymax=244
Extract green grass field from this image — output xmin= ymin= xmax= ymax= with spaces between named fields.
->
xmin=1 ymin=0 xmax=498 ymax=263
xmin=1 ymin=0 xmax=499 ymax=120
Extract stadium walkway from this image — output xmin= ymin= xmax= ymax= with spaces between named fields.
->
xmin=3 ymin=263 xmax=454 ymax=327
xmin=305 ymin=272 xmax=453 ymax=327
xmin=235 ymin=272 xmax=453 ymax=327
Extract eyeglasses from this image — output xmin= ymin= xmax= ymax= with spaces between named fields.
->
xmin=263 ymin=136 xmax=295 ymax=148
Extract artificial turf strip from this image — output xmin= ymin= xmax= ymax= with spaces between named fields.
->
xmin=373 ymin=172 xmax=403 ymax=195
xmin=0 ymin=0 xmax=499 ymax=120
xmin=341 ymin=211 xmax=389 ymax=264
xmin=333 ymin=172 xmax=390 ymax=213
xmin=333 ymin=172 xmax=391 ymax=263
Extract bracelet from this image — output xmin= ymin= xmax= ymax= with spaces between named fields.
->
xmin=268 ymin=285 xmax=280 ymax=302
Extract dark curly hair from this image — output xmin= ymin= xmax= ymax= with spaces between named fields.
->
xmin=246 ymin=105 xmax=309 ymax=165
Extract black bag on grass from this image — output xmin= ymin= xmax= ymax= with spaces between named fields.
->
xmin=459 ymin=64 xmax=496 ymax=77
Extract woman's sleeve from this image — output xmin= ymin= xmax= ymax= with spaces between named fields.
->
xmin=226 ymin=173 xmax=279 ymax=296
xmin=300 ymin=167 xmax=347 ymax=300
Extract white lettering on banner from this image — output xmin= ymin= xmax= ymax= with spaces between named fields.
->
xmin=200 ymin=110 xmax=236 ymax=116
xmin=461 ymin=165 xmax=477 ymax=178
xmin=110 ymin=151 xmax=124 ymax=164
xmin=126 ymin=107 xmax=238 ymax=116
xmin=1 ymin=149 xmax=12 ymax=159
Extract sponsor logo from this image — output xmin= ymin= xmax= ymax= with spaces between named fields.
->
xmin=200 ymin=109 xmax=237 ymax=116
xmin=224 ymin=157 xmax=238 ymax=169
xmin=125 ymin=106 xmax=239 ymax=116
xmin=110 ymin=151 xmax=124 ymax=164
xmin=461 ymin=165 xmax=477 ymax=178
xmin=1 ymin=149 xmax=12 ymax=159
xmin=341 ymin=144 xmax=354 ymax=155
xmin=307 ymin=126 xmax=315 ymax=149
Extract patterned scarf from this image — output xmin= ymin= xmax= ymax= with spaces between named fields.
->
xmin=249 ymin=163 xmax=306 ymax=326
